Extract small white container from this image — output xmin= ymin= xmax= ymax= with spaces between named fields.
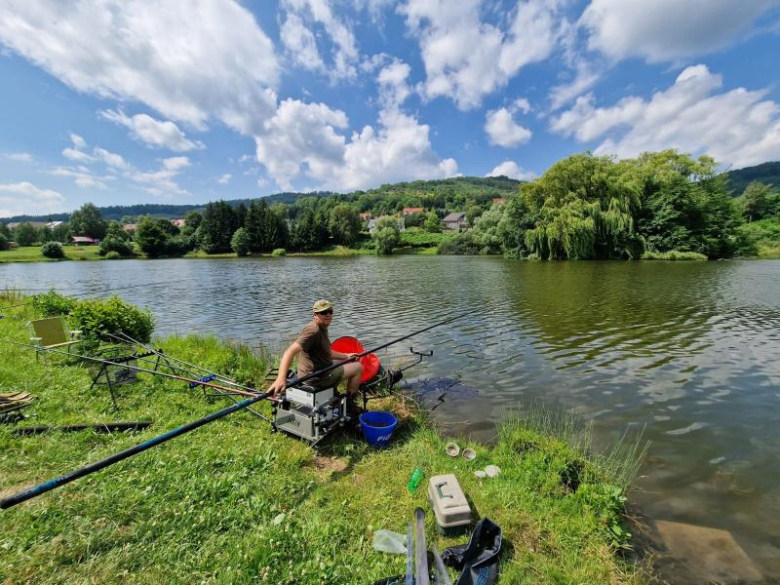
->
xmin=445 ymin=442 xmax=460 ymax=457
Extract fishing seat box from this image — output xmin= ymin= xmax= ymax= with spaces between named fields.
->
xmin=428 ymin=474 xmax=472 ymax=535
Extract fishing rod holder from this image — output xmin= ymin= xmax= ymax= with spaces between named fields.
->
xmin=358 ymin=346 xmax=433 ymax=409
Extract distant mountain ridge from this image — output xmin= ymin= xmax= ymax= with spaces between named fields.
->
xmin=2 ymin=176 xmax=520 ymax=222
xmin=725 ymin=161 xmax=780 ymax=195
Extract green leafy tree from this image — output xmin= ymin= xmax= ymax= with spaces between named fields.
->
xmin=497 ymin=195 xmax=534 ymax=257
xmin=0 ymin=232 xmax=8 ymax=251
xmin=245 ymin=199 xmax=270 ymax=253
xmin=740 ymin=181 xmax=772 ymax=222
xmin=630 ymin=150 xmax=739 ymax=257
xmin=423 ymin=211 xmax=442 ymax=233
xmin=328 ymin=204 xmax=362 ymax=246
xmin=183 ymin=211 xmax=203 ymax=231
xmin=471 ymin=203 xmax=505 ymax=254
xmin=466 ymin=205 xmax=483 ymax=227
xmin=231 ymin=227 xmax=250 ymax=256
xmin=404 ymin=212 xmax=424 ymax=228
xmin=52 ymin=223 xmax=71 ymax=243
xmin=523 ymin=153 xmax=644 ymax=259
xmin=99 ymin=221 xmax=134 ymax=257
xmin=69 ymin=203 xmax=108 ymax=239
xmin=134 ymin=217 xmax=168 ymax=258
xmin=0 ymin=222 xmax=10 ymax=239
xmin=38 ymin=226 xmax=54 ymax=243
xmin=13 ymin=222 xmax=37 ymax=246
xmin=200 ymin=201 xmax=238 ymax=253
xmin=373 ymin=217 xmax=401 ymax=255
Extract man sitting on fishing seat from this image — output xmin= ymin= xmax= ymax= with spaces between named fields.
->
xmin=268 ymin=300 xmax=362 ymax=399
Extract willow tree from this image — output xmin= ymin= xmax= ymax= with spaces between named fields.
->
xmin=522 ymin=153 xmax=644 ymax=259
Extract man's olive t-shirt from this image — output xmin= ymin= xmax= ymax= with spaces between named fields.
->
xmin=295 ymin=321 xmax=332 ymax=377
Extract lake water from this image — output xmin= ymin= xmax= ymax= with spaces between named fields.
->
xmin=3 ymin=256 xmax=779 ymax=579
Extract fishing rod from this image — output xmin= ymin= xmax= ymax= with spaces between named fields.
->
xmin=0 ymin=308 xmax=477 ymax=509
xmin=3 ymin=340 xmax=259 ymax=398
xmin=111 ymin=331 xmax=257 ymax=394
xmin=104 ymin=331 xmax=268 ymax=419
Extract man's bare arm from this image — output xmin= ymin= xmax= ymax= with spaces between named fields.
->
xmin=268 ymin=342 xmax=302 ymax=396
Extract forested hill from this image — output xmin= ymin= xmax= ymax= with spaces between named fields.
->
xmin=726 ymin=161 xmax=780 ymax=195
xmin=3 ymin=176 xmax=521 ymax=222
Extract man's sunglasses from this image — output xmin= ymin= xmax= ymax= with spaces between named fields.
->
xmin=316 ymin=309 xmax=333 ymax=316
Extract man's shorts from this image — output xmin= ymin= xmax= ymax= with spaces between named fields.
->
xmin=305 ymin=365 xmax=344 ymax=389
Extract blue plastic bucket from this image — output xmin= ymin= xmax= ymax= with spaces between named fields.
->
xmin=359 ymin=411 xmax=398 ymax=447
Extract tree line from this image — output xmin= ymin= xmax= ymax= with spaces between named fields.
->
xmin=2 ymin=150 xmax=778 ymax=259
xmin=439 ymin=150 xmax=780 ymax=259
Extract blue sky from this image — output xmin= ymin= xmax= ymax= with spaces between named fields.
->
xmin=1 ymin=0 xmax=779 ymax=218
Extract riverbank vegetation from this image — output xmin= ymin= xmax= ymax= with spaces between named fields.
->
xmin=0 ymin=292 xmax=649 ymax=584
xmin=3 ymin=150 xmax=778 ymax=263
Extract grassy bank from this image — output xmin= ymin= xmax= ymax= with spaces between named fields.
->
xmin=0 ymin=245 xmax=105 ymax=263
xmin=0 ymin=294 xmax=647 ymax=584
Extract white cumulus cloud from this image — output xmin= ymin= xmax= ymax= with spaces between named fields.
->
xmin=486 ymin=161 xmax=536 ymax=181
xmin=218 ymin=173 xmax=232 ymax=185
xmin=400 ymin=0 xmax=562 ymax=110
xmin=0 ymin=0 xmax=279 ymax=135
xmin=6 ymin=153 xmax=33 ymax=162
xmin=0 ymin=182 xmax=65 ymax=217
xmin=280 ymin=0 xmax=359 ymax=80
xmin=580 ymin=0 xmax=779 ymax=63
xmin=99 ymin=110 xmax=204 ymax=152
xmin=485 ymin=108 xmax=532 ymax=148
xmin=550 ymin=64 xmax=780 ymax=168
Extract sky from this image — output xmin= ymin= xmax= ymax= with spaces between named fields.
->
xmin=1 ymin=0 xmax=779 ymax=218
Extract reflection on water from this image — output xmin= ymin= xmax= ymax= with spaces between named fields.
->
xmin=3 ymin=256 xmax=780 ymax=578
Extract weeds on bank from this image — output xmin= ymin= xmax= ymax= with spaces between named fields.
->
xmin=0 ymin=296 xmax=648 ymax=584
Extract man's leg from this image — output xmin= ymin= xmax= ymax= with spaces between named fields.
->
xmin=342 ymin=362 xmax=363 ymax=396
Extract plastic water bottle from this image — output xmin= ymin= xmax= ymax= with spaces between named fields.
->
xmin=407 ymin=468 xmax=423 ymax=492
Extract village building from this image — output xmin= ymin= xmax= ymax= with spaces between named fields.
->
xmin=402 ymin=207 xmax=423 ymax=215
xmin=71 ymin=236 xmax=97 ymax=245
xmin=442 ymin=212 xmax=467 ymax=230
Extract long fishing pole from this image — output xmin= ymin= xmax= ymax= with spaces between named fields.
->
xmin=111 ymin=331 xmax=257 ymax=394
xmin=3 ymin=340 xmax=259 ymax=398
xmin=0 ymin=308 xmax=477 ymax=509
xmin=105 ymin=332 xmax=268 ymax=419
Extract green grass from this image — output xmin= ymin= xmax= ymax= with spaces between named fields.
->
xmin=0 ymin=245 xmax=107 ymax=263
xmin=0 ymin=294 xmax=649 ymax=584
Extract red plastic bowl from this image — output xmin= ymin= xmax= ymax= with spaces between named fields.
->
xmin=331 ymin=336 xmax=381 ymax=383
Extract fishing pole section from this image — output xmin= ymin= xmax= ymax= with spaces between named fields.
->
xmin=0 ymin=308 xmax=478 ymax=510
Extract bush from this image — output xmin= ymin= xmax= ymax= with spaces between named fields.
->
xmin=372 ymin=217 xmax=401 ymax=255
xmin=231 ymin=227 xmax=250 ymax=257
xmin=69 ymin=296 xmax=155 ymax=343
xmin=0 ymin=232 xmax=8 ymax=251
xmin=165 ymin=235 xmax=191 ymax=257
xmin=437 ymin=231 xmax=481 ymax=255
xmin=99 ymin=223 xmax=134 ymax=257
xmin=641 ymin=250 xmax=708 ymax=261
xmin=272 ymin=248 xmax=286 ymax=256
xmin=31 ymin=291 xmax=78 ymax=317
xmin=41 ymin=241 xmax=65 ymax=259
xmin=105 ymin=251 xmax=121 ymax=260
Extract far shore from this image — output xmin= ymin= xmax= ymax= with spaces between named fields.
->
xmin=1 ymin=244 xmax=778 ymax=264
